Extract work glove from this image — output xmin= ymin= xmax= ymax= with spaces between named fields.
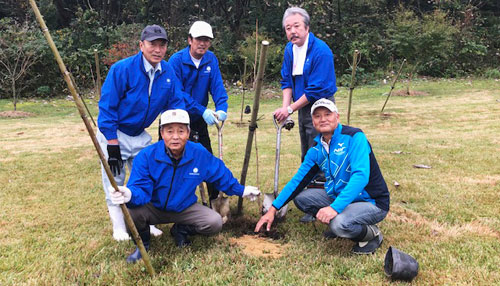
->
xmin=107 ymin=144 xmax=123 ymax=176
xmin=215 ymin=110 xmax=227 ymax=121
xmin=108 ymin=185 xmax=132 ymax=205
xmin=242 ymin=186 xmax=260 ymax=201
xmin=202 ymin=109 xmax=219 ymax=126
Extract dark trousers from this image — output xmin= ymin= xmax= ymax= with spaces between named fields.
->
xmin=189 ymin=118 xmax=219 ymax=200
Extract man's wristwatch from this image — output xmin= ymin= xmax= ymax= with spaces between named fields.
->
xmin=287 ymin=106 xmax=294 ymax=115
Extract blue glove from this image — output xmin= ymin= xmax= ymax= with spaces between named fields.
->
xmin=202 ymin=109 xmax=218 ymax=125
xmin=215 ymin=110 xmax=227 ymax=121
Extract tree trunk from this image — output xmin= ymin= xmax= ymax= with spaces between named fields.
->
xmin=11 ymin=76 xmax=16 ymax=111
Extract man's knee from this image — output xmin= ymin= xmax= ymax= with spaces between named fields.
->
xmin=197 ymin=213 xmax=223 ymax=235
xmin=329 ymin=214 xmax=352 ymax=235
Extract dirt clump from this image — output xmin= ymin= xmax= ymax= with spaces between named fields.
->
xmin=0 ymin=111 xmax=35 ymax=118
xmin=393 ymin=89 xmax=430 ymax=97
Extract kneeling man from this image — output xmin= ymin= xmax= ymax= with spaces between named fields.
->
xmin=110 ymin=109 xmax=260 ymax=263
xmin=255 ymin=99 xmax=390 ymax=254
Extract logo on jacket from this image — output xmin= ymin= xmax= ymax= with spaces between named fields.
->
xmin=204 ymin=66 xmax=211 ymax=73
xmin=333 ymin=143 xmax=346 ymax=156
xmin=189 ymin=167 xmax=200 ymax=176
xmin=166 ymin=78 xmax=171 ymax=83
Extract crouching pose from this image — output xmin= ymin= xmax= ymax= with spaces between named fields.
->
xmin=255 ymin=99 xmax=390 ymax=254
xmin=109 ymin=109 xmax=260 ymax=263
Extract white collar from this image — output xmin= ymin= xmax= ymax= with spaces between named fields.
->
xmin=143 ymin=56 xmax=162 ymax=74
xmin=320 ymin=135 xmax=330 ymax=154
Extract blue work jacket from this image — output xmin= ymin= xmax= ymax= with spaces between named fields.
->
xmin=281 ymin=33 xmax=338 ymax=102
xmin=98 ymin=52 xmax=186 ymax=140
xmin=272 ymin=124 xmax=390 ymax=213
xmin=168 ymin=47 xmax=228 ymax=120
xmin=126 ymin=140 xmax=244 ymax=212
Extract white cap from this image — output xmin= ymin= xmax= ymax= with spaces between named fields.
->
xmin=189 ymin=21 xmax=214 ymax=39
xmin=311 ymin=98 xmax=338 ymax=115
xmin=160 ymin=109 xmax=190 ymax=126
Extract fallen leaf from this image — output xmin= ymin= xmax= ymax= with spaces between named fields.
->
xmin=17 ymin=132 xmax=24 ymax=135
xmin=413 ymin=164 xmax=431 ymax=169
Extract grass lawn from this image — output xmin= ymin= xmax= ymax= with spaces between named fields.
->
xmin=1 ymin=78 xmax=499 ymax=285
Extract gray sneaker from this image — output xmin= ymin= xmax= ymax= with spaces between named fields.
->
xmin=299 ymin=213 xmax=316 ymax=223
xmin=352 ymin=233 xmax=383 ymax=254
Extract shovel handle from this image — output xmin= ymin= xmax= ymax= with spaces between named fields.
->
xmin=214 ymin=121 xmax=224 ymax=160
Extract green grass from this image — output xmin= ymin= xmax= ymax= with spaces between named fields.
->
xmin=1 ymin=78 xmax=499 ymax=285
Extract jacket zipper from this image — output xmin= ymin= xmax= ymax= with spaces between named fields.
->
xmin=138 ymin=71 xmax=155 ymax=135
xmin=163 ymin=160 xmax=178 ymax=211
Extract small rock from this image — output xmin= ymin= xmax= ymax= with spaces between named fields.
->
xmin=413 ymin=164 xmax=431 ymax=169
xmin=394 ymin=181 xmax=400 ymax=188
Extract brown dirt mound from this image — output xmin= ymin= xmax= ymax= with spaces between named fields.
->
xmin=0 ymin=110 xmax=35 ymax=118
xmin=229 ymin=235 xmax=288 ymax=258
xmin=392 ymin=89 xmax=430 ymax=97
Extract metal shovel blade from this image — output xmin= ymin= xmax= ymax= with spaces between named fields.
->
xmin=262 ymin=193 xmax=288 ymax=219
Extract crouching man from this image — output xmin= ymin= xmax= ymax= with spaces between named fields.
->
xmin=110 ymin=109 xmax=260 ymax=263
xmin=255 ymin=99 xmax=390 ymax=254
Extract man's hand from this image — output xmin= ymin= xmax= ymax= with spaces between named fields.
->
xmin=316 ymin=206 xmax=338 ymax=224
xmin=107 ymin=144 xmax=123 ymax=176
xmin=273 ymin=106 xmax=289 ymax=122
xmin=254 ymin=206 xmax=277 ymax=232
xmin=108 ymin=186 xmax=132 ymax=205
xmin=215 ymin=110 xmax=227 ymax=121
xmin=203 ymin=109 xmax=219 ymax=125
xmin=242 ymin=186 xmax=260 ymax=201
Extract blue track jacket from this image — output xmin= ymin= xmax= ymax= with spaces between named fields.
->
xmin=169 ymin=47 xmax=228 ymax=120
xmin=126 ymin=140 xmax=244 ymax=212
xmin=98 ymin=52 xmax=186 ymax=140
xmin=281 ymin=32 xmax=337 ymax=102
xmin=272 ymin=124 xmax=390 ymax=213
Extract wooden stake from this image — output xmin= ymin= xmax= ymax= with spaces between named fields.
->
xmin=347 ymin=50 xmax=360 ymax=125
xmin=381 ymin=59 xmax=406 ymax=113
xmin=237 ymin=41 xmax=269 ymax=215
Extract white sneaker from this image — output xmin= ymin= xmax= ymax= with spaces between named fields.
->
xmin=150 ymin=225 xmax=163 ymax=237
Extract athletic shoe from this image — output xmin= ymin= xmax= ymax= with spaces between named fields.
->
xmin=352 ymin=233 xmax=383 ymax=254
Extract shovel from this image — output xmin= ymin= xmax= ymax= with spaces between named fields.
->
xmin=262 ymin=116 xmax=294 ymax=219
xmin=210 ymin=121 xmax=231 ymax=223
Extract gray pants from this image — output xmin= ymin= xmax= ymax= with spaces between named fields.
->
xmin=298 ymin=96 xmax=335 ymax=161
xmin=293 ymin=188 xmax=388 ymax=239
xmin=128 ymin=203 xmax=223 ymax=235
xmin=97 ymin=130 xmax=152 ymax=206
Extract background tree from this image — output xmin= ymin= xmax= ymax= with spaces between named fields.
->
xmin=0 ymin=19 xmax=44 ymax=110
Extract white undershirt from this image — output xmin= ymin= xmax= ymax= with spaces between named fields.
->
xmin=190 ymin=54 xmax=202 ymax=69
xmin=321 ymin=136 xmax=330 ymax=154
xmin=292 ymin=33 xmax=309 ymax=76
xmin=143 ymin=56 xmax=162 ymax=96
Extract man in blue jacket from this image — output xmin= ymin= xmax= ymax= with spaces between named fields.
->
xmin=273 ymin=7 xmax=337 ymax=163
xmin=97 ymin=25 xmax=186 ymax=241
xmin=168 ymin=21 xmax=228 ymax=201
xmin=256 ymin=99 xmax=390 ymax=254
xmin=109 ymin=109 xmax=260 ymax=263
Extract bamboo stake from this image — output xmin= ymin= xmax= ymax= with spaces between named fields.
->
xmin=94 ymin=49 xmax=102 ymax=100
xmin=347 ymin=50 xmax=360 ymax=125
xmin=253 ymin=19 xmax=259 ymax=89
xmin=254 ymin=128 xmax=262 ymax=214
xmin=239 ymin=57 xmax=247 ymax=125
xmin=381 ymin=59 xmax=406 ymax=113
xmin=237 ymin=41 xmax=269 ymax=215
xmin=28 ymin=0 xmax=155 ymax=276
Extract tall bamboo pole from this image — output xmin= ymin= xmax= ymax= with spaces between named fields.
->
xmin=347 ymin=50 xmax=360 ymax=125
xmin=94 ymin=49 xmax=102 ymax=100
xmin=237 ymin=41 xmax=269 ymax=215
xmin=28 ymin=0 xmax=155 ymax=276
xmin=239 ymin=57 xmax=247 ymax=125
xmin=381 ymin=59 xmax=406 ymax=113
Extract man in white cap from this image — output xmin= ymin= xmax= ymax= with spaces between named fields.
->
xmin=109 ymin=109 xmax=260 ymax=263
xmin=256 ymin=99 xmax=390 ymax=255
xmin=168 ymin=20 xmax=229 ymax=202
xmin=97 ymin=24 xmax=187 ymax=241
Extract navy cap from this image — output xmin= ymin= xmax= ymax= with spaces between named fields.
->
xmin=141 ymin=25 xmax=168 ymax=42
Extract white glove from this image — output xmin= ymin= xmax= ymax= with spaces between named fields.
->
xmin=202 ymin=109 xmax=219 ymax=125
xmin=242 ymin=186 xmax=260 ymax=201
xmin=108 ymin=185 xmax=132 ymax=205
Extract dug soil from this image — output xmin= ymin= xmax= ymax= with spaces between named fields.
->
xmin=0 ymin=111 xmax=35 ymax=118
